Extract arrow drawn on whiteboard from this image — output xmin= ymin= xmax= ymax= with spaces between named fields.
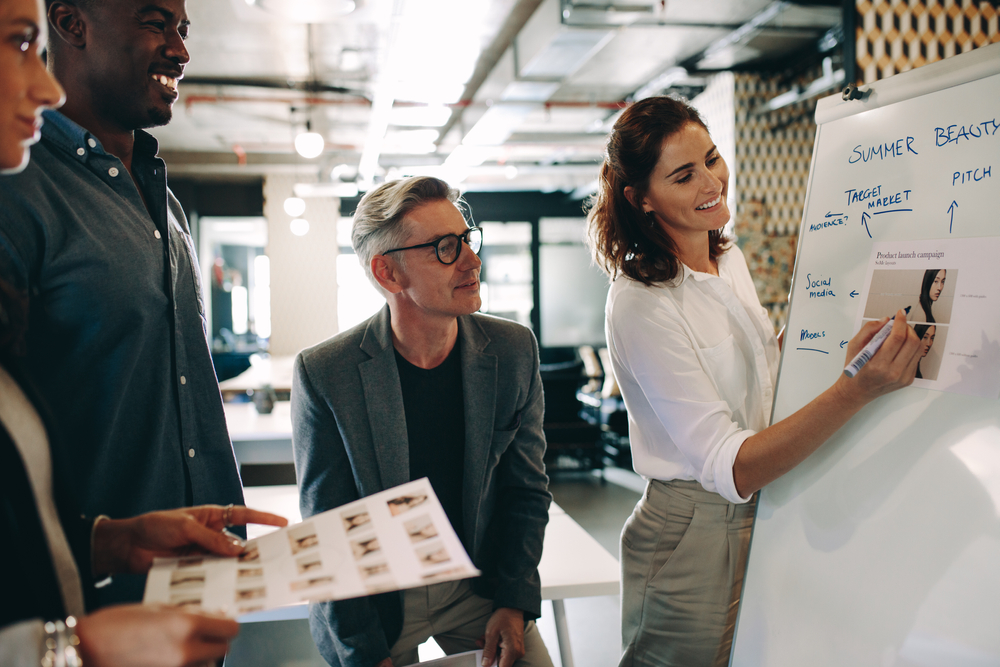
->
xmin=826 ymin=211 xmax=845 ymax=218
xmin=948 ymin=200 xmax=958 ymax=233
xmin=840 ymin=340 xmax=848 ymax=348
xmin=850 ymin=290 xmax=859 ymax=298
xmin=797 ymin=347 xmax=829 ymax=354
xmin=861 ymin=211 xmax=872 ymax=238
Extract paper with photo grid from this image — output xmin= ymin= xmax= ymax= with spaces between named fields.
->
xmin=142 ymin=479 xmax=479 ymax=616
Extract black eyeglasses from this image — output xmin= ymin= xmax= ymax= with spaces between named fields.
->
xmin=381 ymin=227 xmax=483 ymax=265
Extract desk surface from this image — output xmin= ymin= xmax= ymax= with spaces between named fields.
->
xmin=220 ymin=355 xmax=296 ymax=394
xmin=242 ymin=485 xmax=619 ymax=605
xmin=225 ymin=401 xmax=293 ymax=442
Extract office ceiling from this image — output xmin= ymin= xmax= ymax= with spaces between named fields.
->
xmin=157 ymin=0 xmax=843 ymax=194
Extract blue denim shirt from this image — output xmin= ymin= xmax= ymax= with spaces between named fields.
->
xmin=0 ymin=111 xmax=244 ymax=605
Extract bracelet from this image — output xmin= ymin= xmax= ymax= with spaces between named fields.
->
xmin=41 ymin=616 xmax=83 ymax=667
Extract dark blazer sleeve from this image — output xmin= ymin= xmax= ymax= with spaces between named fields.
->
xmin=487 ymin=327 xmax=551 ymax=618
xmin=291 ymin=353 xmax=392 ymax=667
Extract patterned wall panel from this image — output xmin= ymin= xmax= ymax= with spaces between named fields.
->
xmin=857 ymin=0 xmax=999 ymax=84
xmin=731 ymin=71 xmax=821 ymax=331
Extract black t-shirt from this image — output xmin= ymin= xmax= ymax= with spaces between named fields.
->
xmin=395 ymin=343 xmax=466 ymax=547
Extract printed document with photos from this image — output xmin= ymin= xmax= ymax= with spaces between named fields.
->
xmin=143 ymin=479 xmax=479 ymax=616
xmin=855 ymin=237 xmax=1000 ymax=398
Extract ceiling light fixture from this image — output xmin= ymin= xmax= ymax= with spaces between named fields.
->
xmin=295 ymin=121 xmax=325 ymax=159
xmin=290 ymin=218 xmax=310 ymax=236
xmin=283 ymin=197 xmax=306 ymax=217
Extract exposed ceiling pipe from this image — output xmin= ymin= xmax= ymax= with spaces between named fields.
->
xmin=181 ymin=76 xmax=369 ymax=99
xmin=752 ymin=55 xmax=844 ymax=115
xmin=679 ymin=0 xmax=795 ymax=70
xmin=356 ymin=0 xmax=407 ymax=188
xmin=183 ymin=94 xmax=628 ymax=110
xmin=436 ymin=0 xmax=546 ymax=146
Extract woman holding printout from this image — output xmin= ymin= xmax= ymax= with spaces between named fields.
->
xmin=0 ymin=1 xmax=287 ymax=664
xmin=586 ymin=96 xmax=923 ymax=667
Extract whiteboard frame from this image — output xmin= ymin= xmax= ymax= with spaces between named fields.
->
xmin=817 ymin=42 xmax=1000 ymax=125
xmin=731 ymin=41 xmax=1000 ymax=665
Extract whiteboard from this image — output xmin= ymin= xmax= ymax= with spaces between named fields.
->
xmin=731 ymin=43 xmax=1000 ymax=667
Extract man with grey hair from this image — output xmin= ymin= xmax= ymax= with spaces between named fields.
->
xmin=292 ymin=176 xmax=553 ymax=667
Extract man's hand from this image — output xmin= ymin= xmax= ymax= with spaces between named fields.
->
xmin=478 ymin=607 xmax=525 ymax=667
xmin=75 ymin=604 xmax=239 ymax=667
xmin=92 ymin=505 xmax=288 ymax=575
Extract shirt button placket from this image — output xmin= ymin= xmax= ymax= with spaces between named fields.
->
xmin=108 ymin=167 xmax=119 ymax=177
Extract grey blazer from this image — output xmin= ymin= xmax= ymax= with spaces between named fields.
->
xmin=292 ymin=306 xmax=551 ymax=667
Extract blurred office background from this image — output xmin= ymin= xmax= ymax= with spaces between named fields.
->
xmin=160 ymin=1 xmax=998 ymax=664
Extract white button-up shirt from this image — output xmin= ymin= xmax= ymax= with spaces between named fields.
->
xmin=605 ymin=247 xmax=779 ymax=504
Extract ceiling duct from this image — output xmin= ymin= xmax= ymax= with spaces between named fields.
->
xmin=231 ymin=0 xmax=361 ymax=23
xmin=678 ymin=1 xmax=841 ymax=71
xmin=458 ymin=0 xmax=613 ymax=146
xmin=518 ymin=29 xmax=615 ymax=79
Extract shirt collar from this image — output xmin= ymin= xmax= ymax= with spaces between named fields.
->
xmin=41 ymin=109 xmax=161 ymax=162
xmin=669 ymin=245 xmax=735 ymax=287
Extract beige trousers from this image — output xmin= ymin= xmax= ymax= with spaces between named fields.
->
xmin=390 ymin=579 xmax=554 ymax=667
xmin=619 ymin=479 xmax=756 ymax=667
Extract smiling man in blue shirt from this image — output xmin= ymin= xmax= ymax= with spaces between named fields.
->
xmin=0 ymin=0 xmax=244 ymax=606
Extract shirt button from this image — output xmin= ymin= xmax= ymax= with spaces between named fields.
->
xmin=108 ymin=167 xmax=119 ymax=177
xmin=76 ymin=147 xmax=85 ymax=156
xmin=154 ymin=230 xmax=161 ymax=239
xmin=188 ymin=448 xmax=196 ymax=458
xmin=88 ymin=138 xmax=97 ymax=148
xmin=180 ymin=375 xmax=187 ymax=385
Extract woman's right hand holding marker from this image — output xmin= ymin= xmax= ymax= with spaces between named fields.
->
xmin=836 ymin=309 xmax=923 ymax=406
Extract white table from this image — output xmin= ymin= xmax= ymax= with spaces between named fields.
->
xmin=224 ymin=401 xmax=293 ymax=465
xmin=241 ymin=486 xmax=619 ymax=667
xmin=219 ymin=355 xmax=295 ymax=396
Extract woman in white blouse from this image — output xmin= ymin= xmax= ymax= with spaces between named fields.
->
xmin=586 ymin=96 xmax=923 ymax=667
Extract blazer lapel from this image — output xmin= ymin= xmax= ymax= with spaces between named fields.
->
xmin=458 ymin=315 xmax=497 ymax=556
xmin=358 ymin=306 xmax=410 ymax=490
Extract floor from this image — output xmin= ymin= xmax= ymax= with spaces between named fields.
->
xmin=225 ymin=468 xmax=644 ymax=667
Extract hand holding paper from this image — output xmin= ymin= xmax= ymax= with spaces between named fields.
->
xmin=143 ymin=479 xmax=479 ymax=617
xmin=93 ymin=505 xmax=288 ymax=576
xmin=479 ymin=608 xmax=526 ymax=667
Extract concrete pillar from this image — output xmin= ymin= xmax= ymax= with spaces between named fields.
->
xmin=263 ymin=174 xmax=340 ymax=356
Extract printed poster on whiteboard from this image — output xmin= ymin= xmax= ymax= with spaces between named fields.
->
xmin=855 ymin=237 xmax=1000 ymax=397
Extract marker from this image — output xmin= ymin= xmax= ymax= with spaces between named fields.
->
xmin=843 ymin=306 xmax=910 ymax=378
